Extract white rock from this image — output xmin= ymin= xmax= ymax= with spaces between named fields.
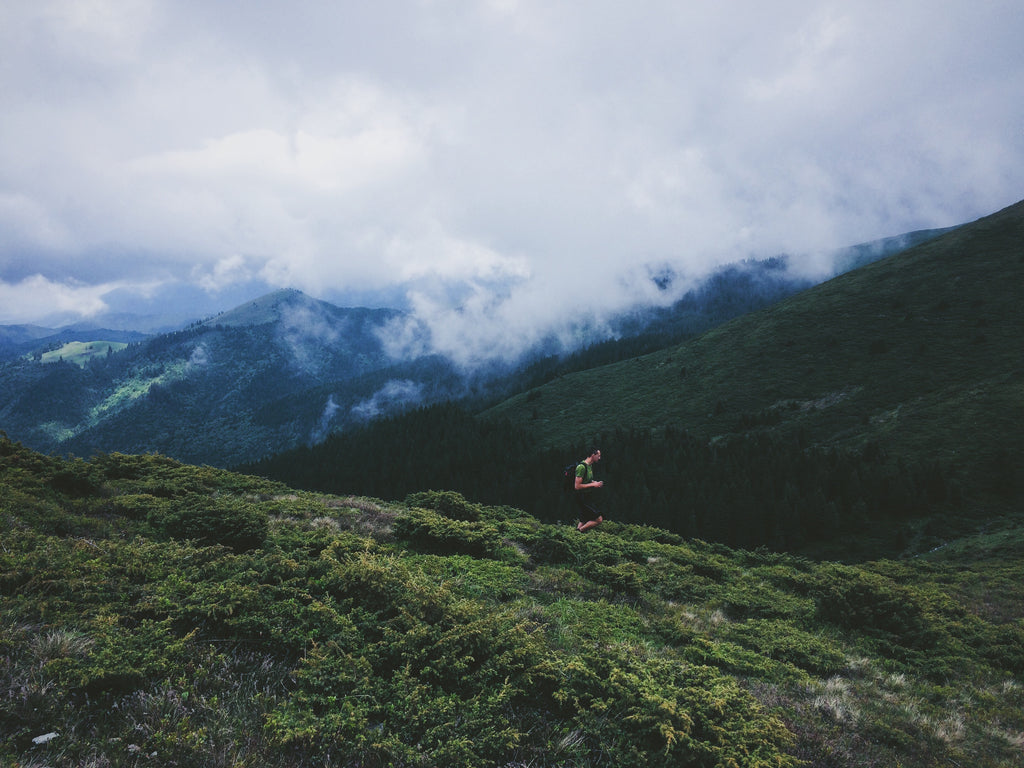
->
xmin=32 ymin=732 xmax=59 ymax=745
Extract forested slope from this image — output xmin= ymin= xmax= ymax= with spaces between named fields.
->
xmin=245 ymin=402 xmax=965 ymax=558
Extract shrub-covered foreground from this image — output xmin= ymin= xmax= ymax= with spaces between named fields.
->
xmin=1 ymin=438 xmax=1023 ymax=767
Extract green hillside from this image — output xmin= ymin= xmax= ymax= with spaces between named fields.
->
xmin=2 ymin=437 xmax=1022 ymax=767
xmin=0 ymin=294 xmax=425 ymax=467
xmin=484 ymin=200 xmax=1024 ymax=505
xmin=40 ymin=341 xmax=130 ymax=367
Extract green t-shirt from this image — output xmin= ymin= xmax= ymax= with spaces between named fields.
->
xmin=575 ymin=462 xmax=593 ymax=489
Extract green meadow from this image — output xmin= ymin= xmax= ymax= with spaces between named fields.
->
xmin=40 ymin=342 xmax=129 ymax=367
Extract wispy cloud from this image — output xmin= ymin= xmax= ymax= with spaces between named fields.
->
xmin=2 ymin=0 xmax=1022 ymax=356
xmin=311 ymin=394 xmax=340 ymax=444
xmin=351 ymin=379 xmax=423 ymax=422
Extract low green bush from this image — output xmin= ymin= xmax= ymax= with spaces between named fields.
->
xmin=405 ymin=554 xmax=528 ymax=601
xmin=811 ymin=564 xmax=939 ymax=651
xmin=719 ymin=573 xmax=812 ymax=620
xmin=404 ymin=489 xmax=482 ymax=521
xmin=152 ymin=494 xmax=268 ymax=551
xmin=555 ymin=648 xmax=796 ymax=767
xmin=519 ymin=524 xmax=576 ymax=565
xmin=47 ymin=458 xmax=102 ymax=497
xmin=393 ymin=506 xmax=520 ymax=561
xmin=110 ymin=492 xmax=169 ymax=520
xmin=723 ymin=619 xmax=847 ymax=677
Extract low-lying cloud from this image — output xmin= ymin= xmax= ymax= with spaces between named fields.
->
xmin=277 ymin=303 xmax=344 ymax=375
xmin=311 ymin=394 xmax=341 ymax=445
xmin=351 ymin=380 xmax=424 ymax=423
xmin=1 ymin=1 xmax=1022 ymax=361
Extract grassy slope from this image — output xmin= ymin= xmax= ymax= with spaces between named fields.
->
xmin=40 ymin=341 xmax=130 ymax=366
xmin=483 ymin=200 xmax=1024 ymax=502
xmin=1 ymin=439 xmax=1022 ymax=767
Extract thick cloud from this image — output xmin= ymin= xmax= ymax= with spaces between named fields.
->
xmin=2 ymin=1 xmax=1022 ymax=362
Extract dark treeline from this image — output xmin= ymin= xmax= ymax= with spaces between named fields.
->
xmin=240 ymin=402 xmax=960 ymax=558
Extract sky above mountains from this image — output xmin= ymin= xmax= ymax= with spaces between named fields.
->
xmin=2 ymin=1 xmax=1023 ymax=363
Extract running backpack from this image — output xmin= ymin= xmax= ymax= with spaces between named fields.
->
xmin=562 ymin=461 xmax=582 ymax=492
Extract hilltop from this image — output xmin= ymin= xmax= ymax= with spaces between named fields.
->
xmin=1 ymin=436 xmax=1022 ymax=767
xmin=199 ymin=287 xmax=384 ymax=329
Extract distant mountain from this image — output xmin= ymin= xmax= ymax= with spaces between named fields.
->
xmin=201 ymin=287 xmax=325 ymax=328
xmin=488 ymin=202 xmax=1022 ymax=452
xmin=0 ymin=324 xmax=58 ymax=356
xmin=482 ymin=230 xmax=954 ymax=402
xmin=23 ymin=274 xmax=290 ymax=333
xmin=0 ymin=290 xmax=453 ymax=466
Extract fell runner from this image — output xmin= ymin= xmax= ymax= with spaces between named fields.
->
xmin=574 ymin=448 xmax=605 ymax=532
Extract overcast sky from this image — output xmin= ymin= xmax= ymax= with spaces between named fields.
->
xmin=2 ymin=1 xmax=1022 ymax=362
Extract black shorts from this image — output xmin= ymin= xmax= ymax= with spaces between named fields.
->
xmin=574 ymin=493 xmax=601 ymax=522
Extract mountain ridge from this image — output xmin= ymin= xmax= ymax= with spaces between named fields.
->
xmin=199 ymin=287 xmax=403 ymax=330
xmin=484 ymin=200 xmax=1024 ymax=486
